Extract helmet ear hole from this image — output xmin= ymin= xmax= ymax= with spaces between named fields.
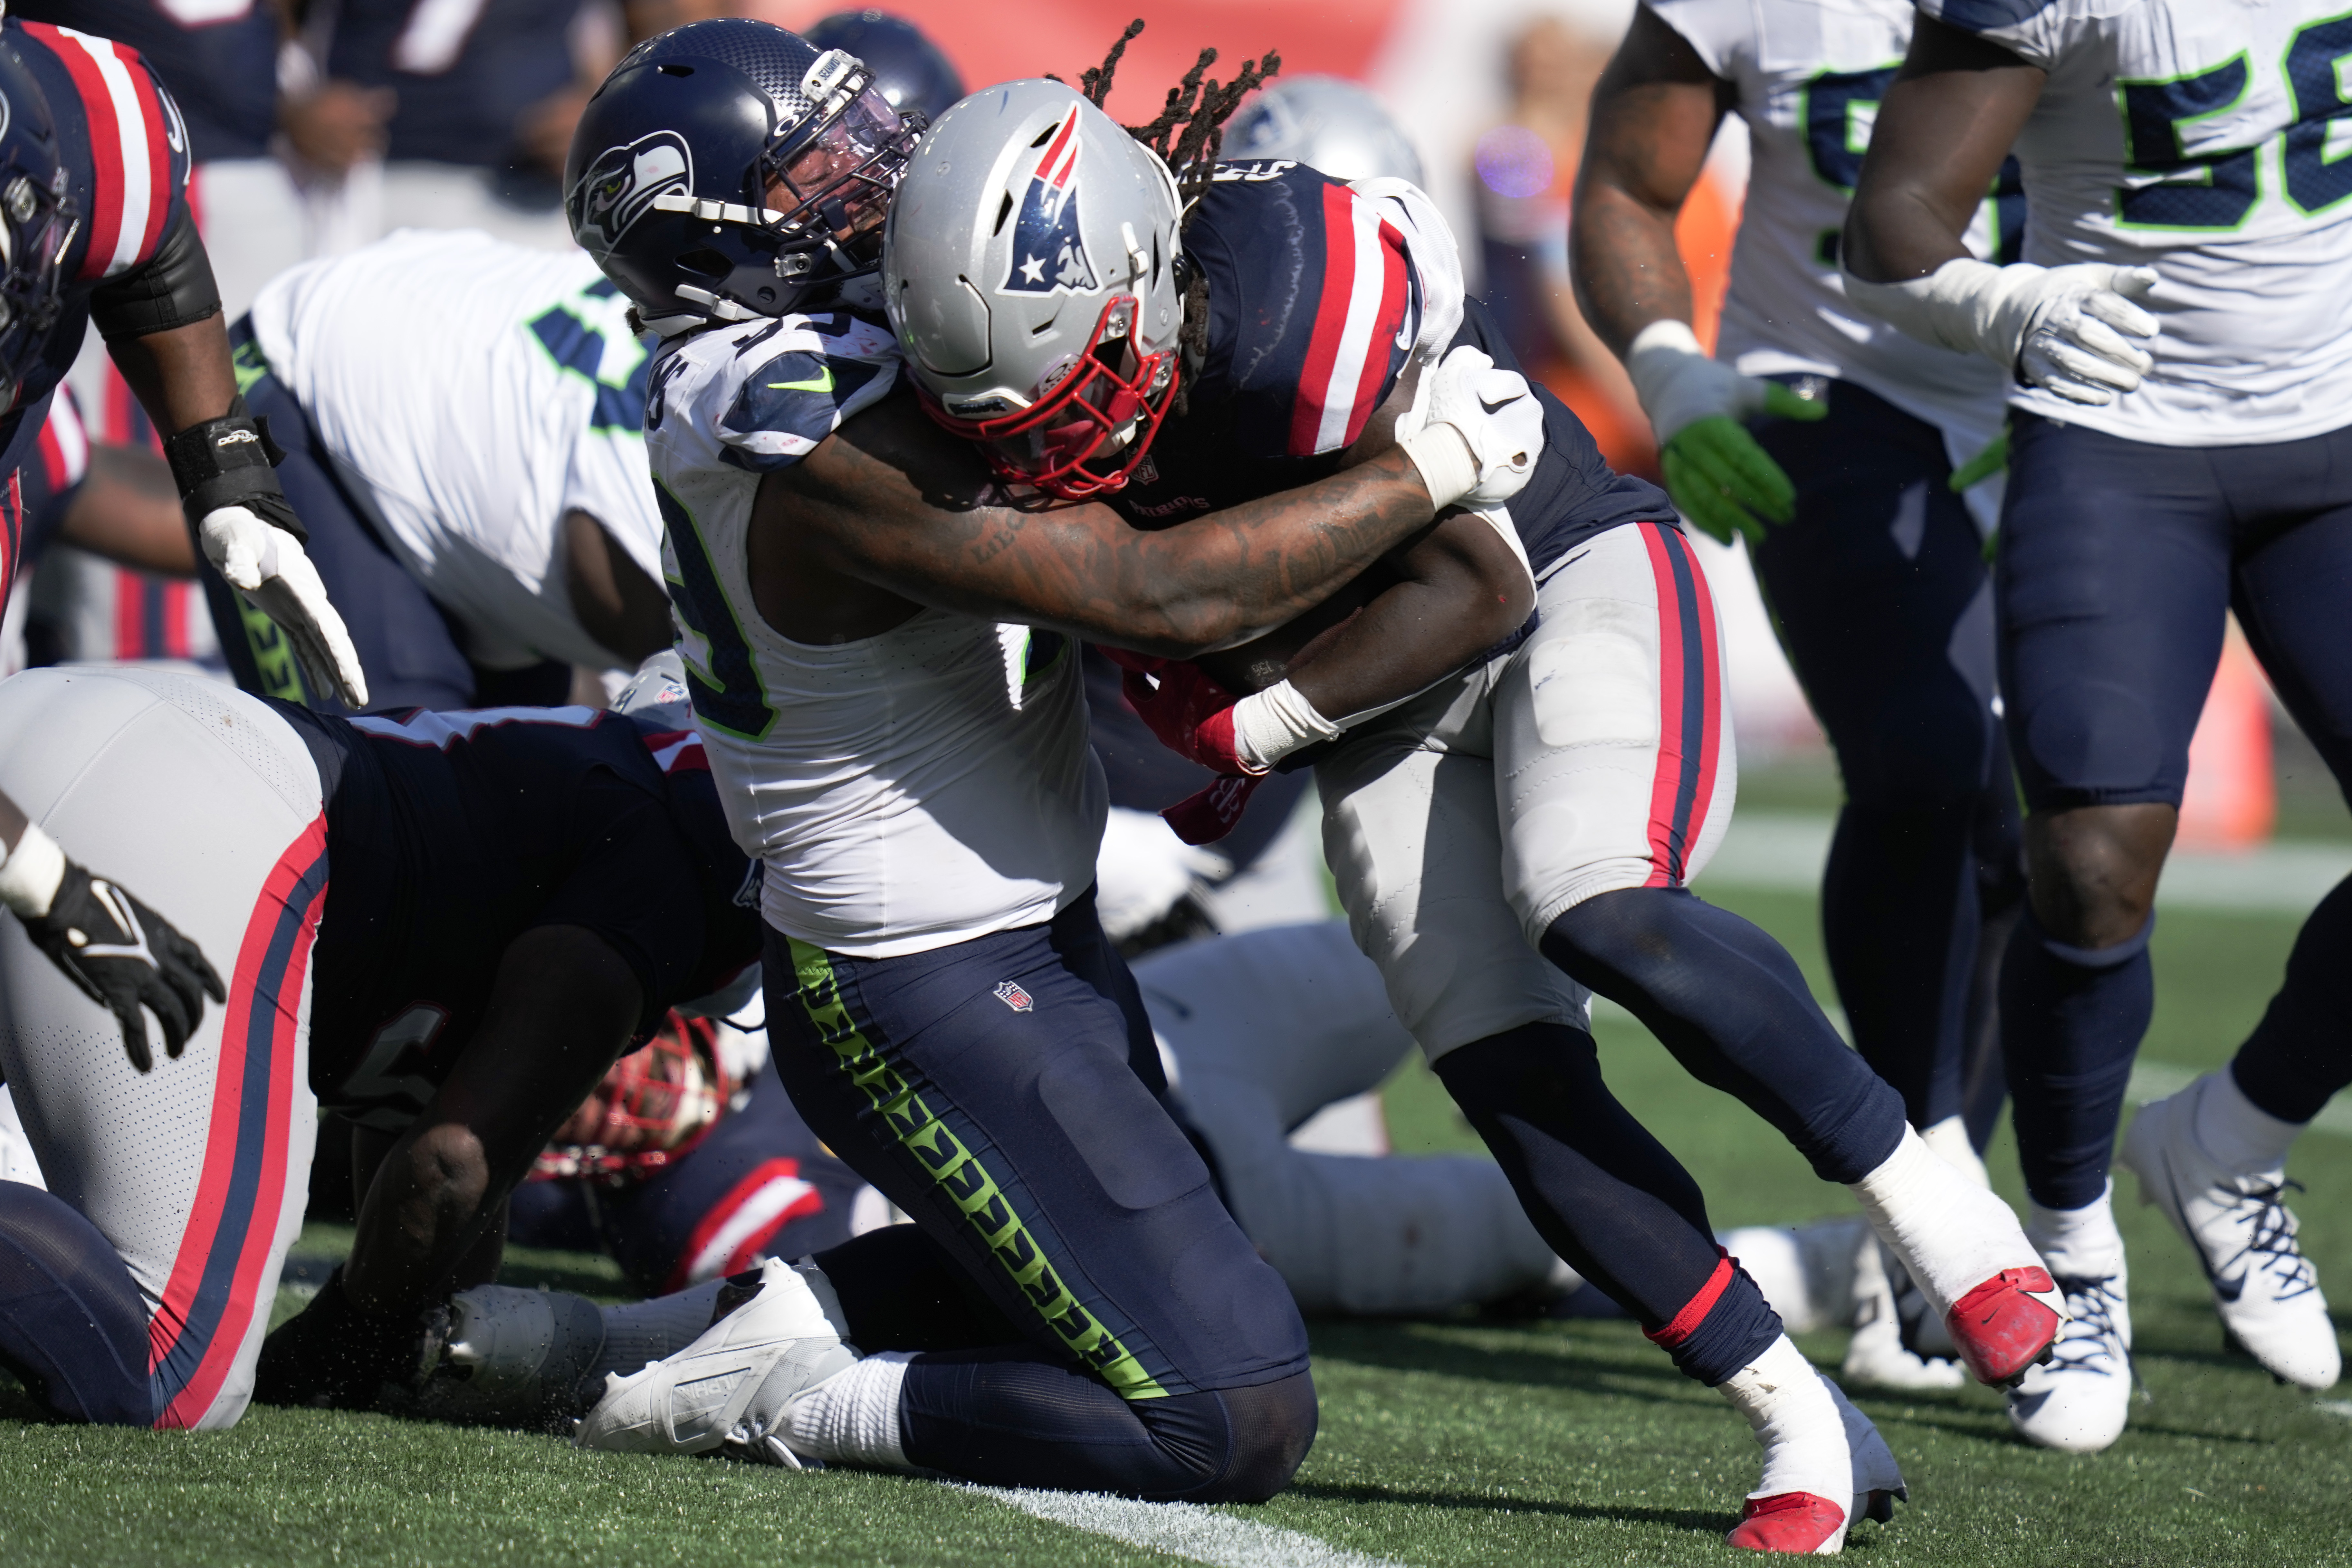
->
xmin=678 ymin=248 xmax=731 ymax=279
xmin=658 ymin=63 xmax=694 ymax=77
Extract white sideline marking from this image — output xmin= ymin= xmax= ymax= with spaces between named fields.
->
xmin=2315 ymin=1400 xmax=2352 ymax=1421
xmin=973 ymin=1487 xmax=1406 ymax=1568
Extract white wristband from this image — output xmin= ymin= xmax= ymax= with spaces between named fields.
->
xmin=1399 ymin=424 xmax=1477 ymax=511
xmin=0 ymin=821 xmax=68 ymax=919
xmin=1231 ymin=679 xmax=1343 ymax=772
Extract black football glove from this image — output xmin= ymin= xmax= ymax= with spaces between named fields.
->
xmin=255 ymin=1265 xmax=450 ymax=1411
xmin=20 ymin=862 xmax=225 ymax=1074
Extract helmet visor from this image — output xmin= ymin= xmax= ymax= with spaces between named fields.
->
xmin=764 ymin=86 xmax=910 ymax=266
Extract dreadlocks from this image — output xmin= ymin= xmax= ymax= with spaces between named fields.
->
xmin=1068 ymin=19 xmax=1281 ymax=205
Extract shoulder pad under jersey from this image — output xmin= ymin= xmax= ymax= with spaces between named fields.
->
xmin=645 ymin=310 xmax=902 ymax=473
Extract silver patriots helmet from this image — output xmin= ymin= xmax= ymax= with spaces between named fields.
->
xmin=882 ymin=80 xmax=1183 ymax=499
xmin=1225 ymin=75 xmax=1425 ymax=187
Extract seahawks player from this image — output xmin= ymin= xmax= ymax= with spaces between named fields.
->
xmin=0 ymin=16 xmax=365 ymax=1113
xmin=207 ymin=230 xmax=673 ymax=713
xmin=557 ymin=21 xmax=1540 ymax=1503
xmin=1569 ymin=0 xmax=2027 ymax=1393
xmin=0 ymin=662 xmax=763 ymax=1427
xmin=1843 ymin=0 xmax=2352 ymax=1450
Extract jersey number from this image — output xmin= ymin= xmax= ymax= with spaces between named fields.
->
xmin=655 ymin=479 xmax=776 ymax=742
xmin=1803 ymin=65 xmax=2023 ymax=267
xmin=2118 ymin=21 xmax=2352 ymax=229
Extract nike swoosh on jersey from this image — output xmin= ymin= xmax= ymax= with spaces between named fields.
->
xmin=768 ymin=368 xmax=835 ymax=393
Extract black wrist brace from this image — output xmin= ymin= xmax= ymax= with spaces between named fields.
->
xmin=163 ymin=394 xmax=306 ymax=543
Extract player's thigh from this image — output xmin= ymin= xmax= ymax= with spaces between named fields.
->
xmin=1750 ymin=383 xmax=2000 ymax=805
xmin=1996 ymin=415 xmax=2231 ymax=812
xmin=0 ymin=667 xmax=324 ymax=1429
xmin=2223 ymin=430 xmax=2352 ymax=796
xmin=765 ymin=919 xmax=1305 ymax=1399
xmin=1496 ymin=520 xmax=1738 ymax=933
xmin=1318 ymin=711 xmax=1592 ymax=1064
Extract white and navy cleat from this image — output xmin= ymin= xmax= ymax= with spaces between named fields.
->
xmin=2005 ymin=1267 xmax=2133 ymax=1454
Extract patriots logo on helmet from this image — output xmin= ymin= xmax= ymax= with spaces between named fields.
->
xmin=574 ymin=131 xmax=694 ymax=254
xmin=1001 ymin=107 xmax=1098 ymax=296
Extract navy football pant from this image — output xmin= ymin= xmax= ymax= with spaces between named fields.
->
xmin=0 ymin=1183 xmax=154 ymax=1425
xmin=1997 ymin=414 xmax=2352 ymax=1204
xmin=764 ymin=892 xmax=1315 ymax=1500
xmin=506 ymin=1062 xmax=868 ymax=1297
xmin=1750 ymin=379 xmax=2021 ymax=1133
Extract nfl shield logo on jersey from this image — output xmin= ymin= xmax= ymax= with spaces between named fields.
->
xmin=574 ymin=131 xmax=693 ymax=252
xmin=1001 ymin=106 xmax=1098 ymax=295
xmin=993 ymin=980 xmax=1034 ymax=1012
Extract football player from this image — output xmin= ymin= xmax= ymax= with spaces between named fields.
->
xmin=1842 ymin=0 xmax=2352 ymax=1450
xmin=896 ymin=71 xmax=2056 ymax=1552
xmin=0 ymin=662 xmax=764 ymax=1427
xmin=204 ymin=230 xmax=674 ymax=713
xmin=0 ymin=16 xmax=364 ymax=1110
xmin=555 ymin=20 xmax=1542 ymax=1504
xmin=1569 ymin=0 xmax=2027 ymax=1393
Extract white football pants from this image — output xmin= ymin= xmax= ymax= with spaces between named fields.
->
xmin=0 ymin=667 xmax=324 ymax=1428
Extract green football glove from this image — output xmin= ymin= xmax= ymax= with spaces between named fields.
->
xmin=1658 ymin=386 xmax=1828 ymax=546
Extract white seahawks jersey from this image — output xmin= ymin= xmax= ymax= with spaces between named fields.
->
xmin=642 ymin=311 xmax=1105 ymax=958
xmin=1919 ymin=0 xmax=2352 ymax=446
xmin=248 ymin=230 xmax=664 ymax=671
xmin=1647 ymin=0 xmax=2012 ymax=470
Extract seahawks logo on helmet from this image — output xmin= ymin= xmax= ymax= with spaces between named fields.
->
xmin=1001 ymin=107 xmax=1097 ymax=296
xmin=574 ymin=131 xmax=694 ymax=254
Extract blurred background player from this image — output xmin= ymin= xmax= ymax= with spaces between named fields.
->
xmin=206 ymin=229 xmax=672 ymax=712
xmin=1843 ymin=0 xmax=2352 ymax=1451
xmin=1570 ymin=0 xmax=2028 ymax=1393
xmin=804 ymin=8 xmax=965 ymax=123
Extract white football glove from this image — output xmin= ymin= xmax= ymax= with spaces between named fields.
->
xmin=1400 ymin=346 xmax=1543 ymax=509
xmin=1842 ymin=257 xmax=2160 ymax=406
xmin=198 ymin=506 xmax=370 ymax=708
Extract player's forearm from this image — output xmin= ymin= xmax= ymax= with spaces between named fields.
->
xmin=108 ymin=315 xmax=239 ymax=437
xmin=1571 ymin=180 xmax=1699 ymax=359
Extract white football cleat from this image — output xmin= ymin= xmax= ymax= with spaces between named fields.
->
xmin=1719 ymin=1338 xmax=1854 ymax=1554
xmin=418 ymin=1286 xmax=607 ymax=1429
xmin=1841 ymin=1238 xmax=1964 ymax=1393
xmin=2005 ymin=1267 xmax=2132 ymax=1454
xmin=1827 ymin=1376 xmax=1906 ymax=1527
xmin=2121 ymin=1083 xmax=2341 ymax=1391
xmin=576 ymin=1257 xmax=856 ymax=1462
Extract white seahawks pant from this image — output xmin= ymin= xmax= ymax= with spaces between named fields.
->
xmin=1320 ymin=519 xmax=1738 ymax=1060
xmin=1133 ymin=923 xmax=1564 ymax=1315
xmin=0 ymin=668 xmax=324 ymax=1429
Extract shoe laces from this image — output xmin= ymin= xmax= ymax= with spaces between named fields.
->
xmin=2046 ymin=1276 xmax=2127 ymax=1377
xmin=2225 ymin=1178 xmax=2320 ymax=1303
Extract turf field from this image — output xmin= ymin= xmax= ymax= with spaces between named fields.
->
xmin=3 ymin=842 xmax=2349 ymax=1565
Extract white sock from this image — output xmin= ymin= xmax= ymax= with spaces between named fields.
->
xmin=2026 ymin=1184 xmax=2125 ymax=1281
xmin=1849 ymin=1123 xmax=2032 ymax=1316
xmin=2191 ymin=1069 xmax=2298 ymax=1178
xmin=1917 ymin=1114 xmax=1991 ymax=1190
xmin=596 ymin=1280 xmax=730 ymax=1379
xmin=785 ymin=1350 xmax=914 ymax=1468
xmin=1716 ymin=1336 xmax=1850 ymax=1506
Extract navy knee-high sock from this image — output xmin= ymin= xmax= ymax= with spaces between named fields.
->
xmin=0 ymin=1183 xmax=152 ymax=1425
xmin=1541 ymin=887 xmax=1907 ymax=1184
xmin=2001 ymin=911 xmax=2154 ymax=1210
xmin=1433 ymin=1024 xmax=1783 ymax=1384
xmin=1821 ymin=801 xmax=1982 ymax=1128
xmin=2232 ymin=873 xmax=2352 ymax=1124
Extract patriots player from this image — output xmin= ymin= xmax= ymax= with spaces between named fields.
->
xmin=896 ymin=74 xmax=2055 ymax=1553
xmin=1569 ymin=0 xmax=2028 ymax=1393
xmin=0 ymin=661 xmax=765 ymax=1427
xmin=0 ymin=17 xmax=364 ymax=1105
xmin=206 ymin=230 xmax=674 ymax=713
xmin=555 ymin=20 xmax=1542 ymax=1503
xmin=1843 ymin=0 xmax=2352 ymax=1450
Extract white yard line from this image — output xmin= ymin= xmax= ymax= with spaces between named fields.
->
xmin=972 ymin=1486 xmax=1406 ymax=1568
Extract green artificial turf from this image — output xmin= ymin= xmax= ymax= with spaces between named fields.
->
xmin=3 ymin=889 xmax=2348 ymax=1566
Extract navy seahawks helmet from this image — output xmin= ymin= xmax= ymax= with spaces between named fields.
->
xmin=0 ymin=36 xmax=71 ymax=408
xmin=804 ymin=11 xmax=964 ymax=125
xmin=565 ymin=20 xmax=917 ymax=327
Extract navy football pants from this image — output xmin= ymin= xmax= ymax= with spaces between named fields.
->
xmin=764 ymin=892 xmax=1315 ymax=1500
xmin=1997 ymin=414 xmax=2352 ymax=1204
xmin=1749 ymin=379 xmax=2021 ymax=1134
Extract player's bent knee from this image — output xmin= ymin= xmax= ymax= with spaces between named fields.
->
xmin=0 ymin=1184 xmax=154 ymax=1426
xmin=1198 ymin=1372 xmax=1319 ymax=1503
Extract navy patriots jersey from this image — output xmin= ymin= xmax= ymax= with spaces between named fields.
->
xmin=0 ymin=19 xmax=196 ymax=511
xmin=10 ymin=383 xmax=91 ymax=576
xmin=272 ymin=703 xmax=764 ymax=1131
xmin=1110 ymin=164 xmax=1675 ymax=577
xmin=10 ymin=0 xmax=277 ymax=162
xmin=327 ymin=0 xmax=582 ymax=169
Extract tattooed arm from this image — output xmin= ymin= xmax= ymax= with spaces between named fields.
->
xmin=748 ymin=392 xmax=1443 ymax=657
xmin=1570 ymin=7 xmax=1731 ymax=355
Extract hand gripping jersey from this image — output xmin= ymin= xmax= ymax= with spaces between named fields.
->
xmin=0 ymin=19 xmax=197 ymax=492
xmin=245 ymin=231 xmax=664 ymax=673
xmin=642 ymin=311 xmax=1106 ymax=957
xmin=272 ymin=702 xmax=764 ymax=1130
xmin=1646 ymin=0 xmax=2014 ymax=461
xmin=1111 ymin=164 xmax=1675 ymax=579
xmin=1920 ymin=0 xmax=2352 ymax=445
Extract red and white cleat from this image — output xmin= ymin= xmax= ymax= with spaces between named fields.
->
xmin=1717 ymin=1336 xmax=1872 ymax=1555
xmin=1728 ymin=1492 xmax=1848 ymax=1554
xmin=1946 ymin=1266 xmax=2067 ymax=1388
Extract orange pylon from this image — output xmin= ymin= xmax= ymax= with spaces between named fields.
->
xmin=2177 ymin=619 xmax=2276 ymax=851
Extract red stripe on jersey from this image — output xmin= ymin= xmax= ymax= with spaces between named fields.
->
xmin=642 ymin=730 xmax=711 ymax=774
xmin=24 ymin=25 xmax=125 ymax=276
xmin=127 ymin=49 xmax=171 ymax=263
xmin=1287 ymin=183 xmax=1415 ymax=457
xmin=22 ymin=25 xmax=171 ymax=278
xmin=39 ymin=386 xmax=90 ymax=492
xmin=2 ymin=473 xmax=21 ymax=605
